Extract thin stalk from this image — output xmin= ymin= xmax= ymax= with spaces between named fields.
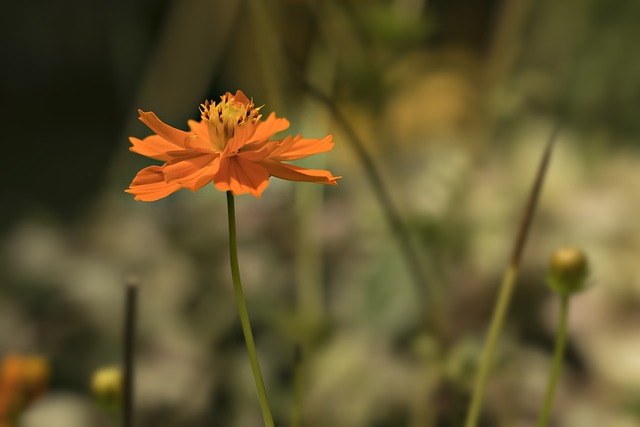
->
xmin=226 ymin=191 xmax=275 ymax=427
xmin=279 ymin=43 xmax=433 ymax=309
xmin=291 ymin=345 xmax=303 ymax=427
xmin=464 ymin=265 xmax=517 ymax=427
xmin=298 ymin=78 xmax=431 ymax=301
xmin=464 ymin=124 xmax=560 ymax=427
xmin=122 ymin=279 xmax=138 ymax=427
xmin=536 ymin=296 xmax=570 ymax=427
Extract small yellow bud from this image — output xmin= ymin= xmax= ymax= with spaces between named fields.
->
xmin=547 ymin=247 xmax=589 ymax=296
xmin=90 ymin=367 xmax=122 ymax=411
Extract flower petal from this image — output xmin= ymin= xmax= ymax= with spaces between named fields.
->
xmin=260 ymin=159 xmax=341 ymax=186
xmin=214 ymin=156 xmax=270 ymax=197
xmin=129 ymin=135 xmax=186 ymax=161
xmin=269 ymin=135 xmax=335 ymax=161
xmin=237 ymin=144 xmax=273 ymax=162
xmin=185 ymin=120 xmax=214 ymax=151
xmin=164 ymin=153 xmax=219 ymax=191
xmin=138 ymin=110 xmax=190 ymax=148
xmin=223 ymin=123 xmax=258 ymax=156
xmin=126 ymin=166 xmax=182 ymax=201
xmin=233 ymin=90 xmax=251 ymax=105
xmin=246 ymin=113 xmax=290 ymax=145
xmin=188 ymin=119 xmax=208 ymax=137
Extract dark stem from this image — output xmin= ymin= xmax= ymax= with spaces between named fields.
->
xmin=123 ymin=279 xmax=138 ymax=427
xmin=510 ymin=123 xmax=561 ymax=265
xmin=291 ymin=344 xmax=303 ymax=427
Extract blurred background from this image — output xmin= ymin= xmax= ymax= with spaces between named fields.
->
xmin=2 ymin=0 xmax=640 ymax=426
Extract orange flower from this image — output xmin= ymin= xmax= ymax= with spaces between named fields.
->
xmin=0 ymin=355 xmax=49 ymax=426
xmin=126 ymin=91 xmax=341 ymax=200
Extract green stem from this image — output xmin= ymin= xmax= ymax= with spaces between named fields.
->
xmin=464 ymin=264 xmax=518 ymax=427
xmin=464 ymin=125 xmax=559 ymax=427
xmin=226 ymin=191 xmax=275 ymax=427
xmin=536 ymin=296 xmax=570 ymax=427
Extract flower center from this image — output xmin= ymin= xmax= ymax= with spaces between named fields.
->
xmin=200 ymin=93 xmax=261 ymax=150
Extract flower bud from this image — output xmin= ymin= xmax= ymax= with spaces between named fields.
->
xmin=547 ymin=247 xmax=589 ymax=295
xmin=90 ymin=367 xmax=122 ymax=412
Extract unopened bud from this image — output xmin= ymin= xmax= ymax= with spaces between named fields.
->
xmin=547 ymin=247 xmax=589 ymax=295
xmin=91 ymin=366 xmax=121 ymax=412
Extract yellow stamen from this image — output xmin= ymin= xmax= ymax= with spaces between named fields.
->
xmin=199 ymin=93 xmax=262 ymax=151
